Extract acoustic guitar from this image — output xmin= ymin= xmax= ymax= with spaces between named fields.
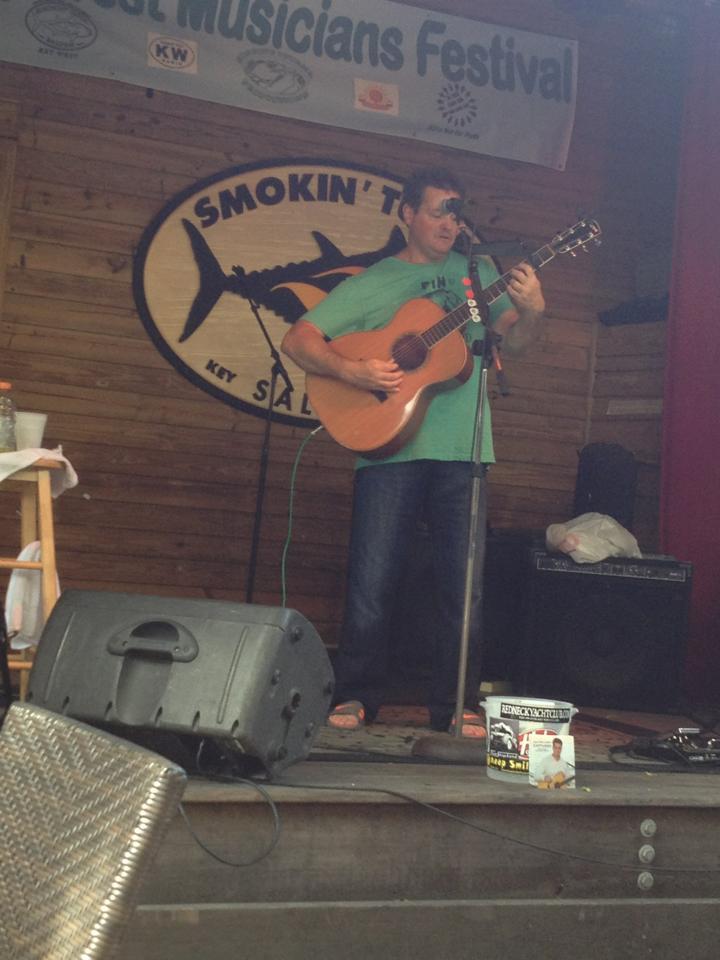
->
xmin=306 ymin=219 xmax=601 ymax=459
xmin=536 ymin=772 xmax=575 ymax=790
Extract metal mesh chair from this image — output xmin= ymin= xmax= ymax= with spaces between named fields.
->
xmin=0 ymin=702 xmax=187 ymax=959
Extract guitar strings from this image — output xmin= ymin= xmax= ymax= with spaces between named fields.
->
xmin=386 ymin=247 xmax=552 ymax=367
xmin=389 ymin=301 xmax=478 ymax=366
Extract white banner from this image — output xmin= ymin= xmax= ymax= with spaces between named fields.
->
xmin=0 ymin=0 xmax=578 ymax=169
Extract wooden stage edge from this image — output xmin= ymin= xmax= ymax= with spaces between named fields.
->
xmin=120 ymin=705 xmax=720 ymax=960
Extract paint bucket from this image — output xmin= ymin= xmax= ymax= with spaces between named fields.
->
xmin=482 ymin=696 xmax=578 ymax=783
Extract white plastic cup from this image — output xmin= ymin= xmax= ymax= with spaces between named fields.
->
xmin=15 ymin=411 xmax=48 ymax=449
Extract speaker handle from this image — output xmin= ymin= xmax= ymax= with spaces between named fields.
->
xmin=107 ymin=620 xmax=199 ymax=662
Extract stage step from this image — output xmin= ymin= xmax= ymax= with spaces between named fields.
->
xmin=119 ymin=898 xmax=720 ymax=960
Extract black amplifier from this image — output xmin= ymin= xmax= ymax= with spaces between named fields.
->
xmin=522 ymin=550 xmax=693 ymax=712
xmin=533 ymin=552 xmax=692 ymax=584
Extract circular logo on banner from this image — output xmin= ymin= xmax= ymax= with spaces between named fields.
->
xmin=237 ymin=50 xmax=311 ymax=104
xmin=134 ymin=159 xmax=406 ymax=426
xmin=25 ymin=1 xmax=98 ymax=51
xmin=148 ymin=36 xmax=197 ymax=71
xmin=437 ymin=83 xmax=478 ymax=129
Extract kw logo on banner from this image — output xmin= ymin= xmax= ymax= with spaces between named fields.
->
xmin=147 ymin=33 xmax=198 ymax=73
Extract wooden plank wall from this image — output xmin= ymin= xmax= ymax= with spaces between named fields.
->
xmin=584 ymin=1 xmax=687 ymax=553
xmin=0 ymin=0 xmax=687 ymax=647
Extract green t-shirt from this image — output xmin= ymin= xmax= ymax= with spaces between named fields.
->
xmin=303 ymin=250 xmax=513 ymax=467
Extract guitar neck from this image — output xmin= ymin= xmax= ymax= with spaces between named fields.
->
xmin=482 ymin=243 xmax=557 ymax=305
xmin=422 ymin=243 xmax=558 ymax=348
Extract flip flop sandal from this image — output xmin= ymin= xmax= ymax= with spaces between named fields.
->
xmin=450 ymin=710 xmax=487 ymax=739
xmin=326 ymin=700 xmax=366 ymax=731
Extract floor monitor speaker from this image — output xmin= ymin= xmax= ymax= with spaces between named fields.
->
xmin=27 ymin=590 xmax=335 ymax=778
xmin=523 ymin=551 xmax=692 ymax=711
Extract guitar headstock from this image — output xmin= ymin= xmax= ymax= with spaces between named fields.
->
xmin=551 ymin=218 xmax=602 ymax=256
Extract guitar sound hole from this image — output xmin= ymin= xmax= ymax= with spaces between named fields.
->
xmin=392 ymin=334 xmax=427 ymax=371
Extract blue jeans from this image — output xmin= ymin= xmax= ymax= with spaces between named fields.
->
xmin=333 ymin=460 xmax=487 ymax=731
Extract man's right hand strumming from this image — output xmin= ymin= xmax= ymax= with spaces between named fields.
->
xmin=281 ymin=319 xmax=403 ymax=392
xmin=343 ymin=358 xmax=403 ymax=392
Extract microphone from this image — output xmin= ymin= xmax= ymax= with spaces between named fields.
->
xmin=439 ymin=197 xmax=464 ymax=217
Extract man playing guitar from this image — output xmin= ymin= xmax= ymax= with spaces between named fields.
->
xmin=281 ymin=166 xmax=545 ymax=735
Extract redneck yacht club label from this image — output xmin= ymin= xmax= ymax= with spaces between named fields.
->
xmin=134 ymin=159 xmax=408 ymax=425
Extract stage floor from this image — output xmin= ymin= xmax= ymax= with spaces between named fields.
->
xmin=311 ymin=701 xmax=719 ymax=777
xmin=184 ymin=701 xmax=720 ymax=806
xmin=310 ymin=702 xmax=696 ymax=765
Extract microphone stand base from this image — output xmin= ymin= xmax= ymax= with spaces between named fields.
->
xmin=411 ymin=733 xmax=487 ymax=765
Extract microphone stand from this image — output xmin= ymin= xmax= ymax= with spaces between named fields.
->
xmin=232 ymin=266 xmax=294 ymax=604
xmin=412 ymin=225 xmax=512 ymax=763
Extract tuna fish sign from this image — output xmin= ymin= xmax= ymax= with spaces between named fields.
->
xmin=133 ymin=159 xmax=406 ymax=426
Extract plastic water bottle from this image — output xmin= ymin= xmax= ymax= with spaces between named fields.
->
xmin=0 ymin=380 xmax=17 ymax=452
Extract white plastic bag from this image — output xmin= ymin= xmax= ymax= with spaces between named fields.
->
xmin=545 ymin=512 xmax=641 ymax=564
xmin=4 ymin=540 xmax=60 ymax=648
